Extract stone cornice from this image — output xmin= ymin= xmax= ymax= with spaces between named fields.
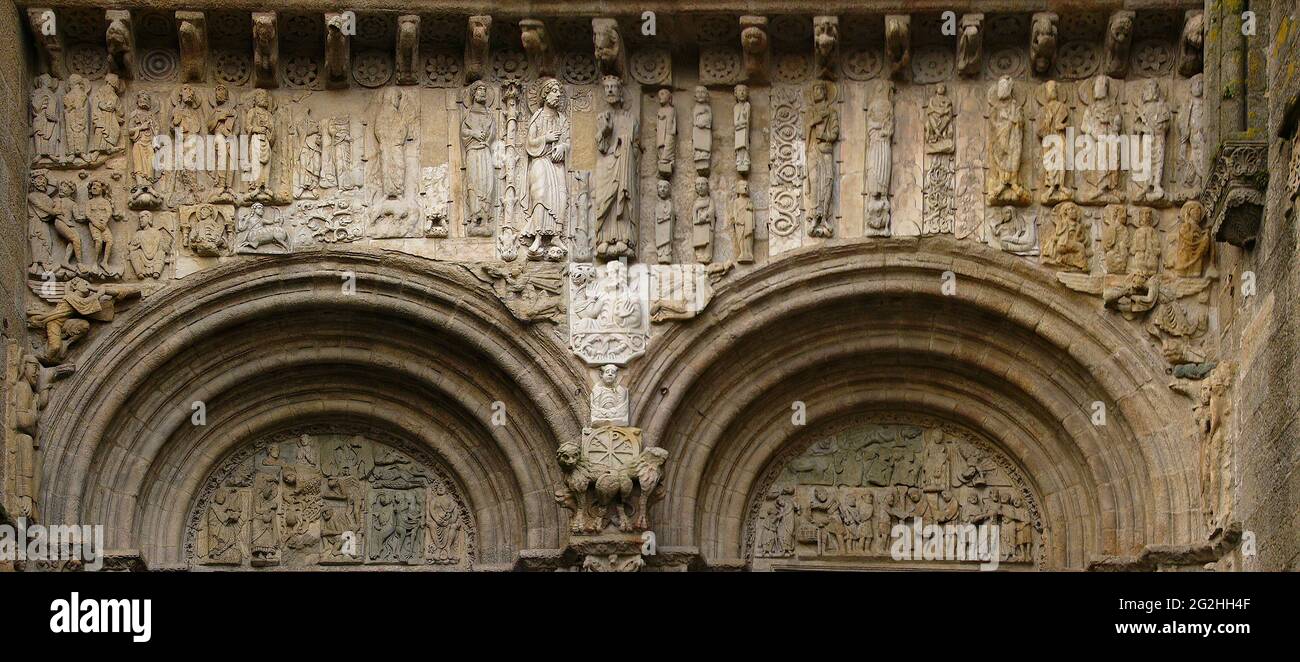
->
xmin=13 ymin=1 xmax=1205 ymax=16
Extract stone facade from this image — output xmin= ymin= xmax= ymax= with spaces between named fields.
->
xmin=0 ymin=2 xmax=1294 ymax=572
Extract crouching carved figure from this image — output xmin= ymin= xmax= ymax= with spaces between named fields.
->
xmin=554 ymin=427 xmax=668 ymax=534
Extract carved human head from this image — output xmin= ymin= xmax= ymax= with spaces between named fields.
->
xmin=812 ymin=81 xmax=828 ymax=102
xmin=694 ymin=176 xmax=709 ymax=195
xmin=69 ymin=277 xmax=91 ymax=294
xmin=1190 ymin=74 xmax=1204 ymax=97
xmin=599 ymin=364 xmax=619 ymax=386
xmin=469 ymin=80 xmax=488 ymax=104
xmin=1137 ymin=207 xmax=1156 ymax=227
xmin=138 ymin=210 xmax=153 ymax=229
xmin=21 ymin=355 xmax=40 ymax=383
xmin=736 ymin=179 xmax=749 ymax=195
xmin=1111 ymin=14 xmax=1132 ymax=41
xmin=1092 ymin=75 xmax=1109 ymax=99
xmin=934 ymin=83 xmax=947 ymax=97
xmin=30 ymin=170 xmax=49 ymax=191
xmin=56 ymin=180 xmax=76 ymax=197
xmin=1142 ymin=79 xmax=1160 ymax=102
xmin=253 ymin=88 xmax=270 ymax=108
xmin=657 ymin=88 xmax=672 ymax=105
xmin=1181 ymin=200 xmax=1206 ymax=227
xmin=251 ymin=202 xmax=265 ymax=216
xmin=135 ymin=92 xmax=152 ymax=110
xmin=179 ymin=84 xmax=196 ymax=105
xmin=602 ymin=75 xmax=623 ymax=105
xmin=104 ymin=73 xmax=122 ymax=93
xmin=542 ymin=79 xmax=563 ymax=108
xmin=742 ymin=26 xmax=765 ymax=52
xmin=556 ymin=440 xmax=582 ymax=469
xmin=656 ymin=179 xmax=670 ymax=198
xmin=996 ymin=76 xmax=1013 ymax=100
xmin=734 ymin=84 xmax=749 ymax=102
xmin=1043 ymin=80 xmax=1058 ymax=100
xmin=214 ymin=84 xmax=229 ymax=105
xmin=693 ymin=86 xmax=708 ymax=103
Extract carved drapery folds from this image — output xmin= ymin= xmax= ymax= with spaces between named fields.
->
xmin=747 ymin=418 xmax=1044 ymax=568
xmin=188 ymin=429 xmax=474 ymax=568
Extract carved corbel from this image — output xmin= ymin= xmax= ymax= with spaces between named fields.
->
xmin=175 ymin=11 xmax=207 ymax=83
xmin=324 ymin=11 xmax=351 ymax=89
xmin=465 ymin=15 xmax=491 ymax=83
xmin=592 ymin=17 xmax=625 ymax=79
xmin=813 ymin=16 xmax=839 ymax=80
xmin=1179 ymin=10 xmax=1205 ymax=78
xmin=105 ymin=10 xmax=135 ymax=80
xmin=1200 ymin=140 xmax=1268 ymax=248
xmin=956 ymin=14 xmax=983 ymax=77
xmin=885 ymin=15 xmax=910 ymax=80
xmin=395 ymin=15 xmax=420 ymax=85
xmin=1030 ymin=12 xmax=1058 ymax=76
xmin=27 ymin=8 xmax=66 ymax=79
xmin=251 ymin=12 xmax=278 ymax=89
xmin=739 ymin=15 xmax=769 ymax=83
xmin=520 ymin=18 xmax=554 ymax=78
xmin=1103 ymin=10 xmax=1135 ymax=78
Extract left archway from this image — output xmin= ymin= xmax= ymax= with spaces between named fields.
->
xmin=37 ymin=250 xmax=586 ymax=569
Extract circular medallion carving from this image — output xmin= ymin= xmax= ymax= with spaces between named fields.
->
xmin=352 ymin=50 xmax=393 ymax=88
xmin=215 ymin=51 xmax=251 ymax=86
xmin=1132 ymin=40 xmax=1175 ymax=78
xmin=67 ymin=44 xmax=108 ymax=80
xmin=139 ymin=49 xmax=179 ymax=82
xmin=700 ymin=49 xmax=742 ymax=85
xmin=492 ymin=50 xmax=532 ymax=83
xmin=283 ymin=55 xmax=320 ymax=88
xmin=559 ymin=52 xmax=599 ymax=85
xmin=842 ymin=49 xmax=883 ymax=81
xmin=985 ymin=46 xmax=1027 ymax=79
xmin=772 ymin=53 xmax=812 ymax=85
xmin=1054 ymin=40 xmax=1102 ymax=80
xmin=911 ymin=46 xmax=954 ymax=84
xmin=629 ymin=48 xmax=672 ymax=86
xmin=422 ymin=52 xmax=462 ymax=87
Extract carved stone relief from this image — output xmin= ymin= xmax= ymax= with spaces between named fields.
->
xmin=747 ymin=417 xmax=1044 ymax=568
xmin=187 ymin=428 xmax=474 ymax=568
xmin=805 ymin=81 xmax=840 ymax=238
xmin=863 ymin=81 xmax=894 ymax=237
xmin=922 ymin=84 xmax=955 ymax=235
xmin=568 ymin=261 xmax=649 ymax=365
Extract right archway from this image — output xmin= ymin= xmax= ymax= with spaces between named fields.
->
xmin=632 ymin=238 xmax=1201 ymax=570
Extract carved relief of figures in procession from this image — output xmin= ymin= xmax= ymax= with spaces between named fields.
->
xmin=188 ymin=430 xmax=473 ymax=568
xmin=750 ymin=420 xmax=1042 ymax=566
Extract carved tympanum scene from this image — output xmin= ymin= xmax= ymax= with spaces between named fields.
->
xmin=188 ymin=429 xmax=473 ymax=569
xmin=5 ymin=3 xmax=1249 ymax=572
xmin=748 ymin=419 xmax=1043 ymax=569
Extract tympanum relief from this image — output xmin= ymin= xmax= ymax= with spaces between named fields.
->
xmin=748 ymin=418 xmax=1044 ymax=568
xmin=188 ymin=429 xmax=473 ymax=569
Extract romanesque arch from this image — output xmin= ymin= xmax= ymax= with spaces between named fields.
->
xmin=635 ymin=240 xmax=1200 ymax=569
xmin=35 ymin=250 xmax=585 ymax=568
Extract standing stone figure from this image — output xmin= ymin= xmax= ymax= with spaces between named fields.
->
xmin=1036 ymin=81 xmax=1073 ymax=204
xmin=89 ymin=74 xmax=125 ymax=156
xmin=1080 ymin=75 xmax=1124 ymax=204
xmin=692 ymin=86 xmax=712 ymax=176
xmin=864 ymin=83 xmax=894 ymax=237
xmin=654 ymin=179 xmax=674 ymax=264
xmin=523 ymin=78 xmax=570 ymax=261
xmin=62 ymin=74 xmax=90 ymax=163
xmin=208 ymin=84 xmax=238 ymax=203
xmin=1132 ymin=80 xmax=1170 ymax=202
xmin=83 ymin=179 xmax=121 ymax=276
xmin=327 ymin=118 xmax=356 ymax=191
xmin=243 ymin=89 xmax=276 ymax=200
xmin=10 ymin=354 xmax=60 ymax=520
xmin=985 ymin=76 xmax=1029 ymax=206
xmin=806 ymin=81 xmax=839 ymax=238
xmin=593 ymin=76 xmax=639 ymax=260
xmin=170 ymin=84 xmax=205 ymax=205
xmin=734 ymin=85 xmax=752 ymax=175
xmin=1178 ymin=75 xmax=1206 ymax=194
xmin=461 ymin=81 xmax=498 ymax=237
xmin=692 ymin=176 xmax=715 ymax=263
xmin=293 ymin=110 xmax=323 ymax=200
xmin=1100 ymin=204 xmax=1131 ymax=274
xmin=31 ymin=74 xmax=59 ymax=159
xmin=375 ymin=88 xmax=415 ymax=198
xmin=732 ymin=178 xmax=755 ymax=263
xmin=655 ymin=88 xmax=676 ymax=178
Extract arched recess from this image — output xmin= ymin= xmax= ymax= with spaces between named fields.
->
xmin=37 ymin=250 xmax=587 ymax=568
xmin=631 ymin=238 xmax=1201 ymax=569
